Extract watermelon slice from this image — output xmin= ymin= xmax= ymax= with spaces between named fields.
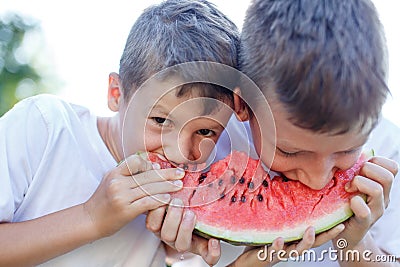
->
xmin=148 ymin=150 xmax=370 ymax=245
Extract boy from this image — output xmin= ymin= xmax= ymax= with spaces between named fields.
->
xmin=0 ymin=0 xmax=240 ymax=266
xmin=148 ymin=0 xmax=399 ymax=266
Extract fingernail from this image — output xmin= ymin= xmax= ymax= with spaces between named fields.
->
xmin=336 ymin=224 xmax=345 ymax=232
xmin=160 ymin=194 xmax=171 ymax=202
xmin=211 ymin=239 xmax=219 ymax=249
xmin=308 ymin=226 xmax=315 ymax=237
xmin=171 ymin=198 xmax=183 ymax=207
xmin=345 ymin=182 xmax=350 ymax=191
xmin=152 ymin=163 xmax=161 ymax=170
xmin=176 ymin=168 xmax=185 ymax=178
xmin=173 ymin=180 xmax=183 ymax=188
xmin=275 ymin=237 xmax=284 ymax=248
xmin=184 ymin=210 xmax=195 ymax=221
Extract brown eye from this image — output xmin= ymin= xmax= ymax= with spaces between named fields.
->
xmin=153 ymin=117 xmax=166 ymax=124
xmin=152 ymin=117 xmax=172 ymax=127
xmin=197 ymin=129 xmax=215 ymax=137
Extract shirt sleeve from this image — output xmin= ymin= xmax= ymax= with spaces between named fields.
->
xmin=365 ymin=118 xmax=400 ymax=257
xmin=0 ymin=97 xmax=48 ymax=222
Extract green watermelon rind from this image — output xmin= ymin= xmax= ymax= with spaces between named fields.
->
xmin=191 ymin=151 xmax=372 ymax=246
xmin=193 ymin=202 xmax=355 ymax=246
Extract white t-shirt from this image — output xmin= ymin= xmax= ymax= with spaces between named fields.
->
xmin=210 ymin=116 xmax=400 ymax=266
xmin=0 ymin=95 xmax=165 ymax=267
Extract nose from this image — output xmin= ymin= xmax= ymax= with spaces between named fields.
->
xmin=296 ymin=157 xmax=338 ymax=190
xmin=162 ymin=131 xmax=212 ymax=165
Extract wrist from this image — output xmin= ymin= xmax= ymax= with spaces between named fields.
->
xmin=80 ymin=203 xmax=104 ymax=240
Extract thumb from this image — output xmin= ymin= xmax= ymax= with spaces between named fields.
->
xmin=191 ymin=236 xmax=221 ymax=265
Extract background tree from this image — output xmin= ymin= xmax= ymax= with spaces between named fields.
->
xmin=0 ymin=13 xmax=58 ymax=116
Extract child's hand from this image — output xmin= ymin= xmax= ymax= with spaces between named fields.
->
xmin=146 ymin=200 xmax=221 ymax=266
xmin=333 ymin=156 xmax=398 ymax=250
xmin=83 ymin=154 xmax=185 ymax=238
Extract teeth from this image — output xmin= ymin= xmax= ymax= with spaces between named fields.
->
xmin=153 ymin=152 xmax=210 ymax=172
xmin=155 ymin=153 xmax=167 ymax=161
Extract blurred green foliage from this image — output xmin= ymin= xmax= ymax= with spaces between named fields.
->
xmin=0 ymin=13 xmax=58 ymax=116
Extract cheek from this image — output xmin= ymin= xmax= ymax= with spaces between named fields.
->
xmin=336 ymin=152 xmax=362 ymax=170
xmin=125 ymin=124 xmax=163 ymax=154
xmin=269 ymin=155 xmax=300 ymax=173
xmin=143 ymin=128 xmax=163 ymax=152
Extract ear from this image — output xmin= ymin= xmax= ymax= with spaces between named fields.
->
xmin=233 ymin=87 xmax=249 ymax=122
xmin=108 ymin=72 xmax=123 ymax=112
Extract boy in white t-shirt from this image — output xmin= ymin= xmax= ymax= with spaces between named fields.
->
xmin=149 ymin=0 xmax=399 ymax=266
xmin=227 ymin=0 xmax=400 ymax=265
xmin=0 ymin=0 xmax=242 ymax=266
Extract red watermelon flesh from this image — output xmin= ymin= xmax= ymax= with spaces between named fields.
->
xmin=148 ymin=150 xmax=369 ymax=245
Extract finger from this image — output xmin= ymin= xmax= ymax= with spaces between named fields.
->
xmin=369 ymin=156 xmax=399 ymax=177
xmin=133 ymin=180 xmax=183 ymax=200
xmin=128 ymin=168 xmax=185 ymax=188
xmin=204 ymin=238 xmax=221 ymax=266
xmin=350 ymin=195 xmax=373 ymax=226
xmin=191 ymin=235 xmax=221 ymax=266
xmin=146 ymin=206 xmax=167 ymax=234
xmin=117 ymin=154 xmax=155 ymax=176
xmin=346 ymin=176 xmax=385 ymax=217
xmin=313 ymin=223 xmax=345 ymax=247
xmin=268 ymin=237 xmax=285 ymax=264
xmin=160 ymin=198 xmax=184 ymax=245
xmin=360 ymin=160 xmax=395 ymax=207
xmin=290 ymin=226 xmax=315 ymax=254
xmin=175 ymin=210 xmax=196 ymax=252
xmin=128 ymin=193 xmax=171 ymax=215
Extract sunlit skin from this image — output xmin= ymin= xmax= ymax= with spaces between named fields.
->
xmin=100 ymin=72 xmax=233 ymax=165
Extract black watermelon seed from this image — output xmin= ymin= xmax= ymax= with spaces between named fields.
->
xmin=220 ymin=193 xmax=225 ymax=199
xmin=200 ymin=173 xmax=207 ymax=178
xmin=230 ymin=176 xmax=236 ymax=184
xmin=239 ymin=177 xmax=245 ymax=184
xmin=218 ymin=179 xmax=223 ymax=186
xmin=247 ymin=181 xmax=254 ymax=189
xmin=199 ymin=176 xmax=205 ymax=184
xmin=262 ymin=180 xmax=269 ymax=187
xmin=240 ymin=196 xmax=246 ymax=202
xmin=182 ymin=164 xmax=189 ymax=170
xmin=231 ymin=196 xmax=237 ymax=203
xmin=257 ymin=194 xmax=263 ymax=201
xmin=282 ymin=176 xmax=289 ymax=182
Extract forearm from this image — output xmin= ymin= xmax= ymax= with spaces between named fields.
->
xmin=338 ymin=233 xmax=399 ymax=267
xmin=0 ymin=204 xmax=98 ymax=267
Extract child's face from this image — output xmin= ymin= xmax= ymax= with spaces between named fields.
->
xmin=119 ymin=79 xmax=233 ymax=165
xmin=250 ymin=101 xmax=369 ymax=190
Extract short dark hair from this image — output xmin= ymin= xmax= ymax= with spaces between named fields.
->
xmin=119 ymin=0 xmax=240 ymax=107
xmin=240 ymin=0 xmax=389 ymax=134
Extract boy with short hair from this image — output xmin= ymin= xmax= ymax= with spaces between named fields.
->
xmin=228 ymin=1 xmax=399 ymax=265
xmin=150 ymin=0 xmax=399 ymax=266
xmin=0 ymin=0 xmax=240 ymax=266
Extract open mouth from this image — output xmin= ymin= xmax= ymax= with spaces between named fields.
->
xmin=153 ymin=153 xmax=209 ymax=172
